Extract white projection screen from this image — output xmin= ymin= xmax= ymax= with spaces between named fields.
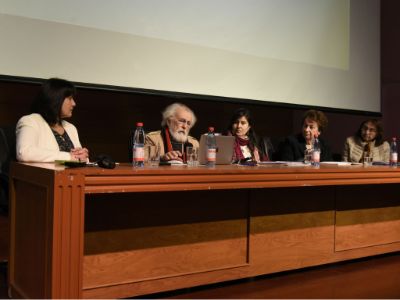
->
xmin=0 ymin=0 xmax=380 ymax=112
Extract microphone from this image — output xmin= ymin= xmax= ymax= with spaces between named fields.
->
xmin=95 ymin=154 xmax=116 ymax=169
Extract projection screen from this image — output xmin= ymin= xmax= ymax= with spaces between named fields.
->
xmin=0 ymin=0 xmax=380 ymax=112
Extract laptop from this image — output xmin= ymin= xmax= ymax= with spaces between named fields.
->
xmin=198 ymin=135 xmax=235 ymax=165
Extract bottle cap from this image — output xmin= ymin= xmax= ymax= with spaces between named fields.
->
xmin=136 ymin=122 xmax=143 ymax=127
xmin=208 ymin=127 xmax=214 ymax=132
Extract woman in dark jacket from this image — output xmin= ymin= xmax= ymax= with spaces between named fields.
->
xmin=280 ymin=109 xmax=332 ymax=162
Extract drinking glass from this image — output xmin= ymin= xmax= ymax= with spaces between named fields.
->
xmin=363 ymin=153 xmax=373 ymax=166
xmin=186 ymin=146 xmax=199 ymax=167
xmin=145 ymin=145 xmax=160 ymax=167
xmin=304 ymin=148 xmax=312 ymax=164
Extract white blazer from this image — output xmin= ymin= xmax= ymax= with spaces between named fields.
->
xmin=16 ymin=113 xmax=82 ymax=162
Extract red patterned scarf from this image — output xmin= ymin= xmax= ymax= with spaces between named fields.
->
xmin=233 ymin=136 xmax=252 ymax=161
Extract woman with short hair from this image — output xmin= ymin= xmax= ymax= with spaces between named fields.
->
xmin=280 ymin=109 xmax=332 ymax=162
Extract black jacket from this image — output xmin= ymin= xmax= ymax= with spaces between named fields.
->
xmin=279 ymin=133 xmax=332 ymax=162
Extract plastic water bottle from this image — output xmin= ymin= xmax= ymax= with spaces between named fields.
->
xmin=206 ymin=127 xmax=217 ymax=167
xmin=311 ymin=137 xmax=320 ymax=167
xmin=133 ymin=122 xmax=145 ymax=167
xmin=390 ymin=137 xmax=398 ymax=167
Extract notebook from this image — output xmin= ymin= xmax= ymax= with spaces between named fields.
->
xmin=198 ymin=135 xmax=235 ymax=165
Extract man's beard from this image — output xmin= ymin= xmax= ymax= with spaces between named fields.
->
xmin=169 ymin=129 xmax=188 ymax=143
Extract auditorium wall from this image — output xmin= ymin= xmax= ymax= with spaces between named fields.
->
xmin=1 ymin=0 xmax=399 ymax=163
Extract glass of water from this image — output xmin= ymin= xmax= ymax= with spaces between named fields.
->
xmin=363 ymin=152 xmax=373 ymax=166
xmin=304 ymin=148 xmax=312 ymax=164
xmin=145 ymin=145 xmax=160 ymax=167
xmin=186 ymin=146 xmax=199 ymax=167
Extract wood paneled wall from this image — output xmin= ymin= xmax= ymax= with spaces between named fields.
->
xmin=0 ymin=79 xmax=375 ymax=162
xmin=381 ymin=0 xmax=400 ymax=140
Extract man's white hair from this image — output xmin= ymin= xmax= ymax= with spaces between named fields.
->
xmin=161 ymin=103 xmax=197 ymax=128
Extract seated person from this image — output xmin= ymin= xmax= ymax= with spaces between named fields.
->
xmin=280 ymin=109 xmax=332 ymax=161
xmin=16 ymin=78 xmax=89 ymax=162
xmin=145 ymin=103 xmax=199 ymax=162
xmin=226 ymin=108 xmax=269 ymax=163
xmin=342 ymin=119 xmax=389 ymax=163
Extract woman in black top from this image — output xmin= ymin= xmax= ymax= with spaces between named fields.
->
xmin=280 ymin=110 xmax=332 ymax=162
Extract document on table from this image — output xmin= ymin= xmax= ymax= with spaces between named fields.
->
xmin=258 ymin=161 xmax=306 ymax=167
xmin=319 ymin=161 xmax=361 ymax=166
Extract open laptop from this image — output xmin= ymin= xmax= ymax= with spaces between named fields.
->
xmin=198 ymin=135 xmax=235 ymax=165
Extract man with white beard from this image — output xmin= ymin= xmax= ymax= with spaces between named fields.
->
xmin=145 ymin=103 xmax=199 ymax=163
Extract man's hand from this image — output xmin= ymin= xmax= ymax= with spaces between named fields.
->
xmin=162 ymin=150 xmax=183 ymax=161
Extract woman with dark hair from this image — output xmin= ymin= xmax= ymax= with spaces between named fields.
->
xmin=342 ymin=119 xmax=389 ymax=163
xmin=227 ymin=108 xmax=269 ymax=163
xmin=280 ymin=109 xmax=332 ymax=161
xmin=16 ymin=78 xmax=89 ymax=162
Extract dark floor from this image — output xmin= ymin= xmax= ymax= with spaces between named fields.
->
xmin=0 ymin=261 xmax=6 ymax=299
xmin=1 ymin=253 xmax=400 ymax=299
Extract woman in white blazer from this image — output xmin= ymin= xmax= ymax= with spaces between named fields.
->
xmin=16 ymin=78 xmax=89 ymax=162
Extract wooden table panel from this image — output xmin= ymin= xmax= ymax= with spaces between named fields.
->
xmin=335 ymin=184 xmax=400 ymax=251
xmin=8 ymin=163 xmax=400 ymax=299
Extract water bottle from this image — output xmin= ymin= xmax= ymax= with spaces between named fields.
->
xmin=390 ymin=137 xmax=398 ymax=167
xmin=311 ymin=137 xmax=320 ymax=167
xmin=206 ymin=127 xmax=217 ymax=167
xmin=132 ymin=122 xmax=146 ymax=167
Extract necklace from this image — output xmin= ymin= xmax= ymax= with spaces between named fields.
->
xmin=51 ymin=124 xmax=65 ymax=135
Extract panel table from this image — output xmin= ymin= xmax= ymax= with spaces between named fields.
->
xmin=8 ymin=163 xmax=400 ymax=298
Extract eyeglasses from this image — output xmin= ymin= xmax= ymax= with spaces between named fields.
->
xmin=362 ymin=126 xmax=376 ymax=133
xmin=175 ymin=118 xmax=192 ymax=127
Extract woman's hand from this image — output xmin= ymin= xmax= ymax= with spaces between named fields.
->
xmin=70 ymin=147 xmax=89 ymax=161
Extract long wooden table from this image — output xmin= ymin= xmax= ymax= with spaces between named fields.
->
xmin=8 ymin=162 xmax=400 ymax=298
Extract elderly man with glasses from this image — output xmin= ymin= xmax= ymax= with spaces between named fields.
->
xmin=145 ymin=103 xmax=199 ymax=163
